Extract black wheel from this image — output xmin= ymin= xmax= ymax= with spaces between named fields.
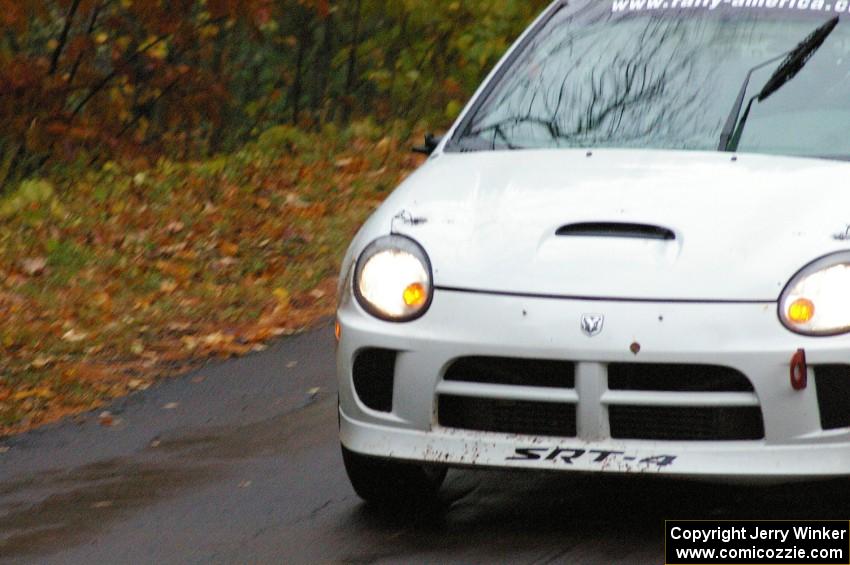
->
xmin=341 ymin=445 xmax=447 ymax=506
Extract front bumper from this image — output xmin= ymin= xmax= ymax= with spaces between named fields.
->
xmin=337 ymin=289 xmax=850 ymax=481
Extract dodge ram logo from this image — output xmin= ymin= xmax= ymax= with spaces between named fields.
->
xmin=581 ymin=314 xmax=605 ymax=337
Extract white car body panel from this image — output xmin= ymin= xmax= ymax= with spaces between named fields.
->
xmin=366 ymin=149 xmax=850 ymax=302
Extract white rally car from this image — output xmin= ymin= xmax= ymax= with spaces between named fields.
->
xmin=336 ymin=0 xmax=850 ymax=503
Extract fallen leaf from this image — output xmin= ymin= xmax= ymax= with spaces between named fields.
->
xmin=201 ymin=332 xmax=233 ymax=347
xmin=30 ymin=356 xmax=55 ymax=370
xmin=165 ymin=221 xmax=185 ymax=234
xmin=155 ymin=260 xmax=192 ymax=280
xmin=213 ymin=257 xmax=238 ymax=270
xmin=286 ymin=361 xmax=298 ymax=369
xmin=181 ymin=336 xmax=199 ymax=351
xmin=285 ymin=192 xmax=309 ymax=208
xmin=159 ymin=242 xmax=188 ymax=256
xmin=367 ymin=166 xmax=388 ymax=178
xmin=13 ymin=387 xmax=54 ymax=401
xmin=191 ymin=376 xmax=206 ymax=384
xmin=273 ymin=288 xmax=290 ymax=306
xmin=168 ymin=321 xmax=192 ymax=332
xmin=21 ymin=257 xmax=47 ymax=276
xmin=220 ymin=242 xmax=239 ymax=257
xmin=376 ymin=137 xmax=392 ymax=153
xmin=0 ymin=447 xmax=9 ymax=454
xmin=91 ymin=500 xmax=113 ymax=509
xmin=62 ymin=329 xmax=89 ymax=343
xmin=163 ymin=402 xmax=179 ymax=410
xmin=239 ymin=480 xmax=252 ymax=489
xmin=98 ymin=411 xmax=114 ymax=427
xmin=160 ymin=280 xmax=178 ymax=293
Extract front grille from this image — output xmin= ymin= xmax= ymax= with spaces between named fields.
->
xmin=609 ymin=406 xmax=764 ymax=441
xmin=608 ymin=363 xmax=754 ymax=392
xmin=438 ymin=395 xmax=576 ymax=437
xmin=815 ymin=365 xmax=850 ymax=430
xmin=445 ymin=357 xmax=575 ymax=388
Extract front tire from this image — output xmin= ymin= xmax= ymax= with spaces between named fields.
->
xmin=341 ymin=445 xmax=447 ymax=506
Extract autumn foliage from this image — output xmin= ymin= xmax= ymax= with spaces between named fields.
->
xmin=0 ymin=0 xmax=547 ymax=191
xmin=0 ymin=1 xmax=548 ymax=433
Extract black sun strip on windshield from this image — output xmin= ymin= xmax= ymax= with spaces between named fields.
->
xmin=611 ymin=0 xmax=850 ymax=17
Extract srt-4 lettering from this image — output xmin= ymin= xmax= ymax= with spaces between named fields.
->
xmin=508 ymin=447 xmax=677 ymax=467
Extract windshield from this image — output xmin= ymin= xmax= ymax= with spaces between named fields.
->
xmin=448 ymin=1 xmax=850 ymax=160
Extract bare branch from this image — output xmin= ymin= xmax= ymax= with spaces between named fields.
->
xmin=50 ymin=0 xmax=83 ymax=76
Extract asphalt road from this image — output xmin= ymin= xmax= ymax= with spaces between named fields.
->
xmin=1 ymin=323 xmax=848 ymax=564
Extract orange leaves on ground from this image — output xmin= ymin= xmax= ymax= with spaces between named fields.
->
xmin=0 ymin=130 xmax=423 ymax=436
xmin=219 ymin=242 xmax=240 ymax=257
xmin=13 ymin=387 xmax=55 ymax=401
xmin=155 ymin=260 xmax=193 ymax=281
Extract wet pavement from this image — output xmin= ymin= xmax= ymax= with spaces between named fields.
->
xmin=1 ymin=325 xmax=847 ymax=564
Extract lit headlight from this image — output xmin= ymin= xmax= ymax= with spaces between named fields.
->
xmin=354 ymin=235 xmax=433 ymax=322
xmin=780 ymin=252 xmax=850 ymax=336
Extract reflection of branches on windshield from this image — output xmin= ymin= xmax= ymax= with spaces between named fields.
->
xmin=491 ymin=123 xmax=523 ymax=150
xmin=465 ymin=120 xmax=534 ymax=149
xmin=465 ymin=16 xmax=716 ymax=148
xmin=560 ymin=18 xmax=691 ymax=141
xmin=469 ymin=116 xmax=563 ymax=141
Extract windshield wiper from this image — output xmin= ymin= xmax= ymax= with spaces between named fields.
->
xmin=718 ymin=16 xmax=839 ymax=153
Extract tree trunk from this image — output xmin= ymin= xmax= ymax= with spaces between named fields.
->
xmin=291 ymin=25 xmax=309 ymax=125
xmin=311 ymin=12 xmax=335 ymax=125
xmin=342 ymin=0 xmax=362 ymax=122
xmin=289 ymin=5 xmax=318 ymax=125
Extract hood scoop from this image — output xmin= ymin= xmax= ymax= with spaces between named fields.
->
xmin=556 ymin=222 xmax=677 ymax=241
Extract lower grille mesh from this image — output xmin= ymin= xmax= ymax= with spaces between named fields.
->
xmin=445 ymin=357 xmax=575 ymax=388
xmin=815 ymin=365 xmax=850 ymax=430
xmin=438 ymin=395 xmax=576 ymax=437
xmin=609 ymin=406 xmax=764 ymax=441
xmin=608 ymin=363 xmax=754 ymax=392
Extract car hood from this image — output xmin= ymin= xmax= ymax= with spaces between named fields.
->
xmin=385 ymin=149 xmax=850 ymax=302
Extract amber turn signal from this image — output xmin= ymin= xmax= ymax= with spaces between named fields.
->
xmin=788 ymin=298 xmax=815 ymax=324
xmin=403 ymin=283 xmax=427 ymax=307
